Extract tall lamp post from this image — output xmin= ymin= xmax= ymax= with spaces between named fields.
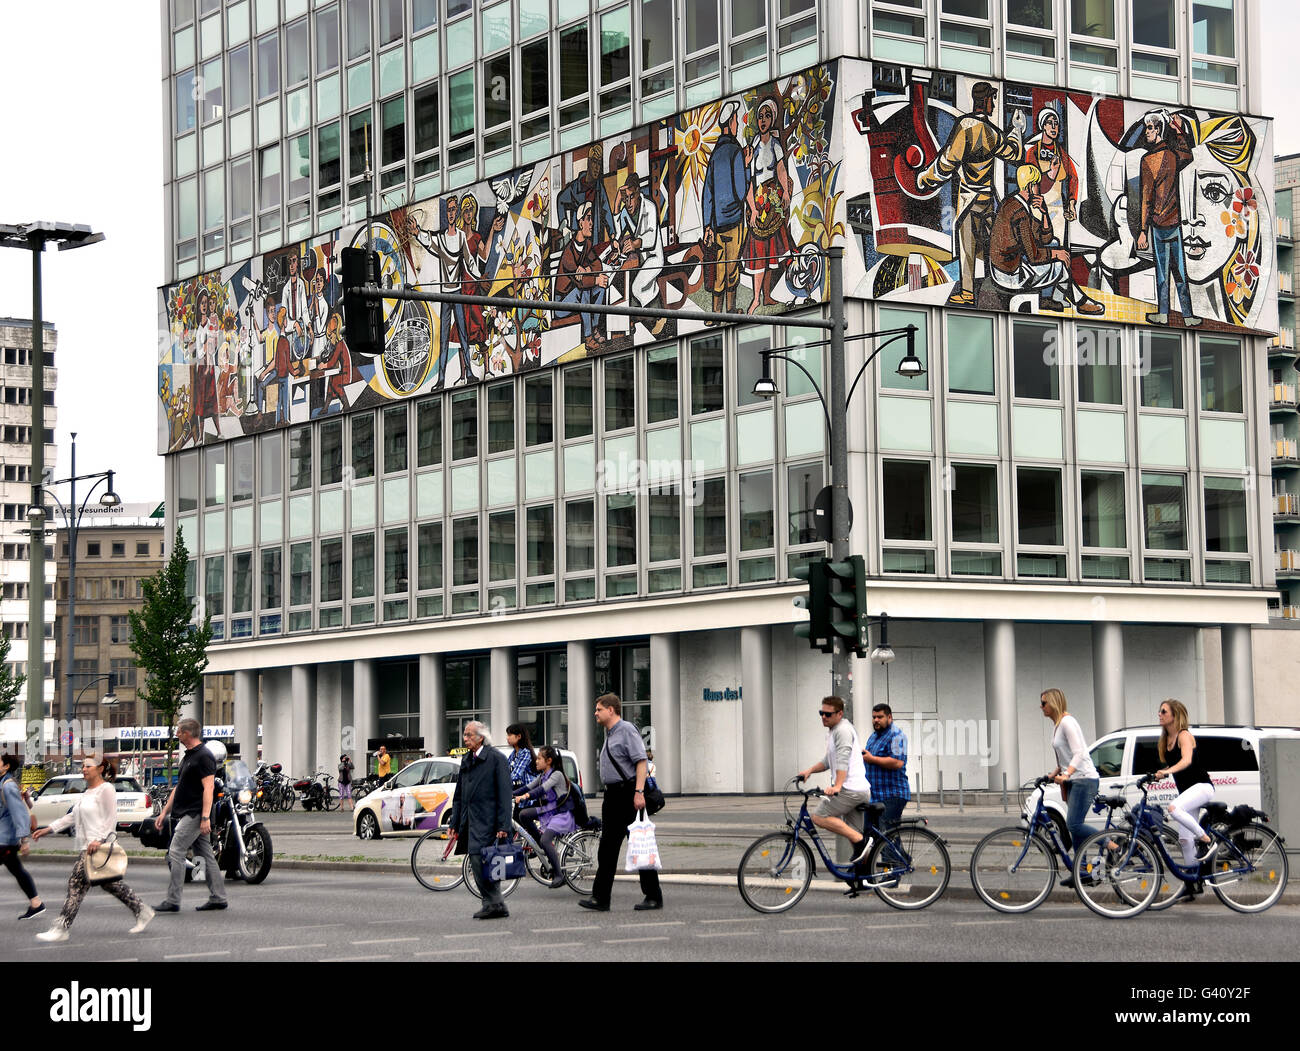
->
xmin=27 ymin=433 xmax=120 ymax=763
xmin=0 ymin=221 xmax=105 ymax=757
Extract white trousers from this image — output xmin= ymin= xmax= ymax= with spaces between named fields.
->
xmin=1167 ymin=782 xmax=1214 ymax=865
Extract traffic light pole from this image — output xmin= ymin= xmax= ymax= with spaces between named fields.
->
xmin=826 ymin=246 xmax=852 ymax=717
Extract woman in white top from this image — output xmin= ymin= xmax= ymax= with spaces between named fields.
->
xmin=1041 ymin=688 xmax=1100 ymax=882
xmin=31 ymin=756 xmax=154 ymax=941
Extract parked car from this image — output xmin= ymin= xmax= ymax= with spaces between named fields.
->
xmin=1028 ymin=724 xmax=1300 ymax=846
xmin=30 ymin=775 xmax=153 ymax=834
xmin=353 ymin=747 xmax=582 ymax=841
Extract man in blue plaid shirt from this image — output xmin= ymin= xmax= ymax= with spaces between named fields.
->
xmin=862 ymin=704 xmax=910 ymax=827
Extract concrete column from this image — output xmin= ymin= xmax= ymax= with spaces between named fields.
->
xmin=490 ymin=647 xmax=517 ymax=741
xmin=315 ymin=664 xmax=344 ymax=769
xmin=984 ymin=620 xmax=1019 ymax=790
xmin=566 ymin=640 xmax=596 ymax=790
xmin=352 ymin=660 xmax=379 ymax=776
xmin=650 ymin=633 xmax=681 ymax=795
xmin=419 ymin=652 xmax=446 ymax=756
xmin=233 ymin=670 xmax=259 ymax=763
xmin=260 ymin=669 xmax=292 ymax=770
xmin=291 ymin=665 xmax=317 ymax=776
xmin=1221 ymin=625 xmax=1256 ymax=725
xmin=1091 ymin=622 xmax=1125 ymax=737
xmin=739 ymin=626 xmax=773 ymax=794
xmin=180 ymin=689 xmax=202 ymax=728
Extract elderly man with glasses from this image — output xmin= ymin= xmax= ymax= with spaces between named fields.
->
xmin=798 ymin=696 xmax=873 ymax=866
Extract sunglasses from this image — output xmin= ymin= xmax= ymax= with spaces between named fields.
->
xmin=819 ymin=710 xmax=836 ymax=718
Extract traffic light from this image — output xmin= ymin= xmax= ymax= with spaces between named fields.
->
xmin=341 ymin=246 xmax=385 ymax=356
xmin=792 ymin=558 xmax=833 ymax=653
xmin=825 ymin=555 xmax=868 ymax=658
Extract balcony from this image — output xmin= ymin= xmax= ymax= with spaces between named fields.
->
xmin=1282 ymin=272 xmax=1296 ymax=299
xmin=1281 ymin=216 xmax=1294 ymax=243
xmin=1276 ymin=550 xmax=1300 ymax=575
xmin=1271 ymin=328 xmax=1296 ymax=353
xmin=1275 ymin=437 xmax=1299 ymax=463
xmin=1276 ymin=492 xmax=1300 ymax=518
xmin=1269 ymin=604 xmax=1300 ymax=620
xmin=1271 ymin=383 xmax=1298 ymax=410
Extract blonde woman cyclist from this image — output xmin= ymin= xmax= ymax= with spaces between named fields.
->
xmin=1041 ymin=688 xmax=1098 ymax=887
xmin=1154 ymin=699 xmax=1216 ymax=900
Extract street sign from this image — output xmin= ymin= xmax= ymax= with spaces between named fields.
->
xmin=812 ymin=486 xmax=853 ymax=542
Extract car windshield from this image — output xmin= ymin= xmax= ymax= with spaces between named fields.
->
xmin=35 ymin=778 xmax=83 ymax=798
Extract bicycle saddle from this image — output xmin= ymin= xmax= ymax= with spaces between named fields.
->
xmin=856 ymin=801 xmax=886 ymax=824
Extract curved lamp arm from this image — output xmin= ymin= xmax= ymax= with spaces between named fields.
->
xmin=844 ymin=327 xmax=918 ymax=409
xmin=761 ymin=351 xmax=833 ymax=439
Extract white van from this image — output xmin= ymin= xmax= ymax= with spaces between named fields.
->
xmin=1031 ymin=725 xmax=1300 ymax=845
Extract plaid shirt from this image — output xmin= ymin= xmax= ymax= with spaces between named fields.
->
xmin=508 ymin=747 xmax=536 ymax=789
xmin=864 ymin=725 xmax=910 ymax=801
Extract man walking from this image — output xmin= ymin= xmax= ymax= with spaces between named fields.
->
xmin=153 ymin=718 xmax=228 ymax=914
xmin=579 ymin=694 xmax=662 ymax=913
xmin=1136 ymin=110 xmax=1200 ymax=327
xmin=447 ymin=722 xmax=512 ymax=919
xmin=862 ymin=704 xmax=910 ymax=828
xmin=798 ymin=696 xmax=872 ymax=865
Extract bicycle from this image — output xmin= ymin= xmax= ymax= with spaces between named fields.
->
xmin=1072 ymin=772 xmax=1289 ymax=918
xmin=411 ymin=819 xmax=595 ymax=897
xmin=969 ymin=775 xmax=1133 ymax=913
xmin=737 ymin=777 xmax=951 ymax=914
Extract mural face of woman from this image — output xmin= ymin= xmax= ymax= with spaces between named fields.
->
xmin=757 ymin=103 xmax=774 ymax=137
xmin=1180 ymin=146 xmax=1243 ymax=284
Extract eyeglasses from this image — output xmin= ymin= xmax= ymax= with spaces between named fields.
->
xmin=818 ymin=710 xmax=835 ymax=718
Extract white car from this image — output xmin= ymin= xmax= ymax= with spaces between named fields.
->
xmin=31 ymin=775 xmax=153 ymax=834
xmin=1029 ymin=724 xmax=1300 ymax=845
xmin=354 ymin=747 xmax=583 ymax=841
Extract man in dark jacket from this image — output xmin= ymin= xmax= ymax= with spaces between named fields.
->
xmin=447 ymin=722 xmax=513 ymax=919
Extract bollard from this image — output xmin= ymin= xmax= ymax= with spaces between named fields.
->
xmin=937 ymin=769 xmax=944 ymax=807
xmin=958 ymin=771 xmax=964 ymax=813
xmin=1002 ymin=772 xmax=1008 ymax=813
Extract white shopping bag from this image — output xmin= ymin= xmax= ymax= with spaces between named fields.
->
xmin=624 ymin=808 xmax=662 ymax=871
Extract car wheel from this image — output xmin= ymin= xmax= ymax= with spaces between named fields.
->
xmin=357 ymin=811 xmax=381 ymax=841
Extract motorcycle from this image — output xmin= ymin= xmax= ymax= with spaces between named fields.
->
xmin=209 ymin=759 xmax=273 ymax=883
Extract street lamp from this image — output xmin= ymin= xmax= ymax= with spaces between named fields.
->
xmin=751 ymin=325 xmax=924 ymax=406
xmin=0 ymin=221 xmax=105 ymax=753
xmin=28 ymin=432 xmax=120 ymax=762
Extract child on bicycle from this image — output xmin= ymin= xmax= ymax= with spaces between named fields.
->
xmin=513 ymin=745 xmax=574 ymax=888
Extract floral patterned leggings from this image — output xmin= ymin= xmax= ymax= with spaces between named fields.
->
xmin=56 ymin=853 xmax=144 ymax=928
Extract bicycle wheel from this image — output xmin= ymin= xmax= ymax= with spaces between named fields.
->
xmin=737 ymin=833 xmax=813 ymax=914
xmin=281 ymin=785 xmax=296 ymax=811
xmin=868 ymin=824 xmax=950 ymax=910
xmin=411 ymin=829 xmax=464 ymax=891
xmin=1072 ymin=829 xmax=1161 ymax=919
xmin=323 ymin=787 xmax=340 ymax=811
xmin=1207 ymin=823 xmax=1289 ymax=914
xmin=969 ymin=827 xmax=1056 ymax=914
xmin=463 ymin=853 xmax=521 ymax=900
xmin=560 ymin=829 xmax=601 ymax=896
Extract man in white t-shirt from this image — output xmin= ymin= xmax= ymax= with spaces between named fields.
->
xmin=798 ymin=695 xmax=873 ymax=865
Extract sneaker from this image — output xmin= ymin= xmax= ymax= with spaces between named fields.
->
xmin=1195 ymin=838 xmax=1218 ymax=862
xmin=129 ymin=906 xmax=155 ymax=935
xmin=849 ymin=836 xmax=874 ymax=865
xmin=36 ymin=924 xmax=69 ymax=942
xmin=18 ymin=904 xmax=45 ymax=920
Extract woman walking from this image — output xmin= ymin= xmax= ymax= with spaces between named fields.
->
xmin=514 ymin=745 xmax=575 ymax=888
xmin=0 ymin=753 xmax=43 ymax=920
xmin=31 ymin=755 xmax=154 ymax=942
xmin=1040 ymin=688 xmax=1099 ymax=887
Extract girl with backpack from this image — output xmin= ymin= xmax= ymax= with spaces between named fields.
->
xmin=513 ymin=745 xmax=574 ymax=889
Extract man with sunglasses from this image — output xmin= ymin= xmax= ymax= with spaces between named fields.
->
xmin=798 ymin=696 xmax=873 ymax=865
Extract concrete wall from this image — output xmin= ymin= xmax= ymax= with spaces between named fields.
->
xmin=678 ymin=630 xmax=744 ymax=793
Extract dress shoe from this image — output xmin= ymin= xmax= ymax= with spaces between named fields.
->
xmin=1076 ymin=299 xmax=1105 ymax=316
xmin=473 ymin=903 xmax=509 ymax=919
xmin=195 ymin=901 xmax=228 ymax=911
xmin=153 ymin=902 xmax=180 ymax=913
xmin=633 ymin=898 xmax=663 ymax=911
xmin=577 ymin=898 xmax=610 ymax=912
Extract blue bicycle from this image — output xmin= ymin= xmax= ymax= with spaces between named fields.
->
xmin=737 ymin=777 xmax=951 ymax=913
xmin=1072 ymin=772 xmax=1289 ymax=918
xmin=969 ymin=775 xmax=1130 ymax=913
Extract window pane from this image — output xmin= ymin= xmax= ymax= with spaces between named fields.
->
xmin=316 ymin=5 xmax=340 ymax=74
xmin=736 ymin=326 xmax=769 ymax=407
xmin=176 ymin=72 xmax=197 ymax=134
xmin=648 ymin=489 xmax=680 ymax=562
xmin=417 ymin=398 xmax=442 ymax=466
xmin=606 ymin=354 xmax=635 ymax=430
xmin=1200 ymin=338 xmax=1242 ymax=413
xmin=256 ymin=32 xmax=279 ymax=99
xmin=738 ymin=470 xmax=774 ymax=551
xmin=289 ymin=426 xmax=312 ymax=490
xmin=382 ymin=95 xmax=405 ymax=168
xmin=880 ymin=307 xmax=928 ymax=391
xmin=1007 ymin=0 xmax=1053 ymax=29
xmin=1142 ymin=472 xmax=1186 ymax=550
xmin=349 ymin=110 xmax=373 ymax=185
xmin=318 ymin=121 xmax=341 ymax=189
xmin=606 ymin=493 xmax=636 ymax=566
xmin=487 ymin=383 xmax=515 ymax=453
xmin=384 ymin=527 xmax=408 ymax=593
xmin=1133 ymin=0 xmax=1174 ymax=48
xmin=1013 ymin=321 xmax=1059 ymax=399
xmin=948 ymin=314 xmax=994 ymax=395
xmin=259 ymin=145 xmax=281 ymax=207
xmin=1077 ymin=326 xmax=1122 ymax=404
xmin=417 ymin=521 xmax=443 ymax=589
xmin=352 ymin=532 xmax=375 ymax=598
xmin=489 ymin=511 xmax=515 ymax=581
xmin=787 ymin=461 xmax=823 ymax=545
xmin=1140 ymin=332 xmax=1183 ymax=409
xmin=320 ymin=419 xmax=343 ymax=484
xmin=259 ymin=432 xmax=282 ymax=497
xmin=527 ymin=505 xmax=554 ymax=576
xmin=320 ymin=537 xmax=343 ymax=602
xmin=452 ymin=390 xmax=478 ymax=459
xmin=691 ymin=335 xmax=724 ymax=414
xmin=565 ymin=499 xmax=595 ymax=571
xmin=1193 ymin=0 xmax=1235 ymax=58
xmin=290 ymin=542 xmax=312 ymax=605
xmin=560 ymin=25 xmax=589 ymax=103
xmin=521 ymin=38 xmax=549 ymax=114
xmin=565 ymin=365 xmax=593 ymax=439
xmin=642 ymin=0 xmax=673 ymax=68
xmin=1071 ymin=0 xmax=1115 ymax=37
xmin=600 ymin=6 xmax=631 ymax=86
xmin=205 ymin=556 xmax=225 ymax=615
xmin=260 ymin=547 xmax=282 ymax=608
xmin=1204 ymin=477 xmax=1247 ymax=552
xmin=526 ymin=376 xmax=553 ymax=446
xmin=951 ymin=464 xmax=998 ymax=543
xmin=484 ymin=52 xmax=511 ymax=129
xmin=383 ymin=405 xmax=408 ymax=472
xmin=1017 ymin=468 xmax=1063 ymax=545
xmin=647 ymin=346 xmax=678 ymax=423
xmin=229 ymin=43 xmax=252 ymax=111
xmin=285 ymin=19 xmax=309 ymax=85
xmin=287 ymin=133 xmax=310 ymax=200
xmin=347 ymin=0 xmax=370 ymax=60
xmin=883 ymin=461 xmax=932 ymax=541
xmin=414 ymin=83 xmax=439 ymax=156
xmin=1081 ymin=471 xmax=1126 ymax=547
xmin=693 ymin=477 xmax=726 ymax=557
xmin=449 ymin=69 xmax=474 ymax=140
xmin=232 ymin=552 xmax=253 ymax=612
xmin=685 ymin=0 xmax=718 ymax=52
xmin=352 ymin=412 xmax=375 ymax=478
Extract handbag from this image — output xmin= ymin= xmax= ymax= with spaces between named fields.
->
xmin=87 ymin=833 xmax=128 ymax=884
xmin=481 ymin=838 xmax=527 ymax=882
xmin=624 ymin=809 xmax=662 ymax=872
xmin=609 ymin=753 xmax=666 ymax=815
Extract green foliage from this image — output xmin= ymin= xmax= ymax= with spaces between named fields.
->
xmin=0 ymin=632 xmax=25 ymax=722
xmin=127 ymin=528 xmax=212 ymax=767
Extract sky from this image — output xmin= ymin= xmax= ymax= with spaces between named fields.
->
xmin=0 ymin=0 xmax=1297 ymax=507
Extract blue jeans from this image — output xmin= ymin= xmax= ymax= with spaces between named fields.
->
xmin=556 ymin=285 xmax=604 ymax=341
xmin=1064 ymin=777 xmax=1099 ymax=852
xmin=878 ymin=798 xmax=907 ymax=828
xmin=1151 ymin=223 xmax=1194 ymax=317
xmin=439 ymin=301 xmax=472 ymax=384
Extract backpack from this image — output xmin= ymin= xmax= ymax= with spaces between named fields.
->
xmin=566 ymin=780 xmax=595 ymax=830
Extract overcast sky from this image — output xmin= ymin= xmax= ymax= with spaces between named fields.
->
xmin=0 ymin=0 xmax=1296 ymax=507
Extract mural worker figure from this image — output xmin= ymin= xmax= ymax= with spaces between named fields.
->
xmin=280 ymin=252 xmax=311 ymax=364
xmin=614 ymin=171 xmax=668 ymax=336
xmin=1024 ymin=107 xmax=1079 ymax=246
xmin=702 ymin=100 xmax=747 ymax=319
xmin=554 ymin=202 xmax=611 ymax=353
xmin=917 ymin=81 xmax=1025 ymax=306
xmin=558 ymin=143 xmax=617 ymax=247
xmin=255 ymin=305 xmax=293 ymax=424
xmin=313 ymin=314 xmax=359 ymax=419
xmin=408 ymin=197 xmax=482 ymax=386
xmin=1136 ymin=110 xmax=1201 ymax=328
xmin=744 ymin=96 xmax=793 ymax=314
xmin=990 ymin=165 xmax=1104 ymax=315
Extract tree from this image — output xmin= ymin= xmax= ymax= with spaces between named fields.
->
xmin=0 ymin=632 xmax=25 ymax=723
xmin=127 ymin=527 xmax=213 ymax=774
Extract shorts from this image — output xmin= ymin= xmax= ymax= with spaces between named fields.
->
xmin=816 ymin=788 xmax=871 ymax=820
xmin=339 ymin=783 xmax=352 ymax=799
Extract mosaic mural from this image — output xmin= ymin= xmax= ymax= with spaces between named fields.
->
xmin=157 ymin=65 xmax=845 ymax=451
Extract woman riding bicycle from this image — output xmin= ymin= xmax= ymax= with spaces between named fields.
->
xmin=1041 ymin=688 xmax=1099 ymax=885
xmin=505 ymin=724 xmax=537 ymax=793
xmin=513 ymin=745 xmax=574 ymax=888
xmin=1155 ymin=698 xmax=1217 ymax=900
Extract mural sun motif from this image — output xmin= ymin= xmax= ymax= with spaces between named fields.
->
xmin=674 ymin=101 xmax=724 ymax=202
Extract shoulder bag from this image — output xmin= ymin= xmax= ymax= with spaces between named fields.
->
xmin=610 ymin=752 xmax=665 ymax=815
xmin=87 ymin=832 xmax=129 ymax=884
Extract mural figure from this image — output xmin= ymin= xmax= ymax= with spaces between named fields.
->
xmin=1024 ymin=106 xmax=1079 ymax=245
xmin=314 ymin=314 xmax=359 ymax=418
xmin=215 ymin=327 xmax=240 ymax=416
xmin=744 ymin=96 xmax=793 ymax=313
xmin=255 ymin=304 xmax=292 ymax=424
xmin=557 ymin=143 xmax=617 ymax=246
xmin=702 ymin=100 xmax=748 ymax=317
xmin=1136 ymin=110 xmax=1200 ymax=327
xmin=554 ymin=201 xmax=610 ymax=352
xmin=407 ymin=196 xmax=481 ymax=387
xmin=280 ymin=252 xmax=311 ymax=363
xmin=458 ymin=194 xmax=508 ymax=366
xmin=190 ymin=288 xmax=220 ymax=442
xmin=613 ymin=171 xmax=669 ymax=336
xmin=990 ymin=164 xmax=1103 ymax=314
xmin=916 ymin=81 xmax=1026 ymax=305
xmin=307 ymin=266 xmax=330 ymax=363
